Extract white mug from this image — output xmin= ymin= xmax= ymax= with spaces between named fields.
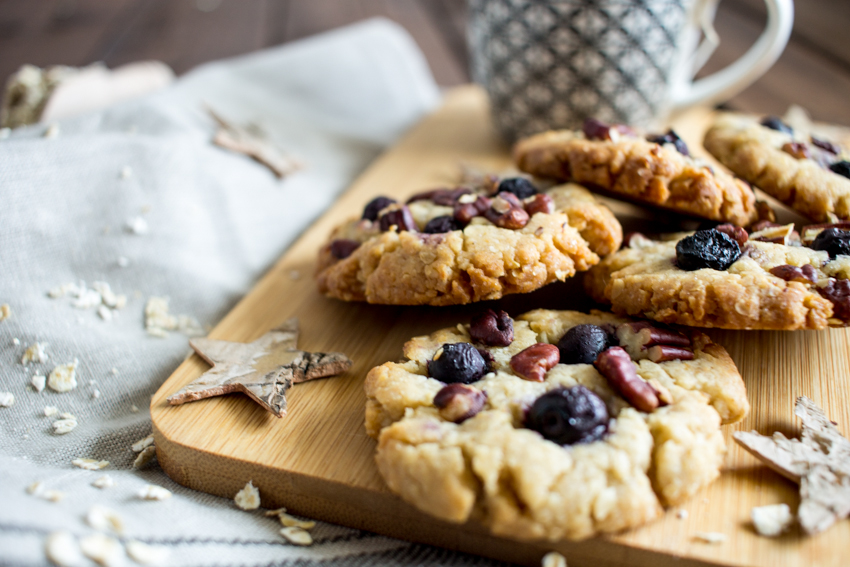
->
xmin=468 ymin=0 xmax=794 ymax=142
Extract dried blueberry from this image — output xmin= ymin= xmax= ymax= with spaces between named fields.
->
xmin=760 ymin=116 xmax=793 ymax=135
xmin=675 ymin=229 xmax=741 ymax=271
xmin=557 ymin=324 xmax=611 ymax=365
xmin=647 ymin=129 xmax=689 ymax=156
xmin=362 ymin=196 xmax=397 ymax=221
xmin=428 ymin=343 xmax=487 ymax=384
xmin=423 ymin=215 xmax=463 ymax=234
xmin=810 ymin=227 xmax=850 ymax=259
xmin=829 ymin=160 xmax=850 ymax=180
xmin=523 ymin=385 xmax=608 ymax=445
xmin=818 ymin=278 xmax=850 ymax=320
xmin=329 ymin=239 xmax=360 ymax=259
xmin=496 ymin=178 xmax=538 ymax=199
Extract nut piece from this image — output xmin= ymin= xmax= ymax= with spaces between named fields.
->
xmin=484 ymin=192 xmax=529 ymax=229
xmin=646 ymin=345 xmax=695 ymax=363
xmin=782 ymin=141 xmax=810 ymax=160
xmin=615 ymin=322 xmax=691 ymax=360
xmin=510 ymin=343 xmax=560 ymax=382
xmin=433 ymin=383 xmax=487 ymax=423
xmin=453 ymin=195 xmax=491 ymax=224
xmin=469 ymin=309 xmax=513 ymax=347
xmin=715 ymin=224 xmax=748 ymax=248
xmin=594 ymin=347 xmax=659 ymax=412
xmin=523 ymin=193 xmax=554 ymax=216
xmin=378 ymin=204 xmax=417 ymax=232
xmin=749 ymin=223 xmax=799 ymax=245
xmin=769 ymin=264 xmax=817 ymax=283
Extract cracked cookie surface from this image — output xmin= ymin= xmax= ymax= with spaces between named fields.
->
xmin=365 ymin=309 xmax=748 ymax=541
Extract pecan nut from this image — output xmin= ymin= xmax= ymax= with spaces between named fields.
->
xmin=769 ymin=264 xmax=817 ymax=284
xmin=378 ymin=204 xmax=417 ymax=232
xmin=484 ymin=192 xmax=529 ymax=229
xmin=433 ymin=383 xmax=487 ymax=423
xmin=615 ymin=322 xmax=691 ymax=360
xmin=510 ymin=343 xmax=560 ymax=382
xmin=523 ymin=193 xmax=554 ymax=216
xmin=715 ymin=224 xmax=748 ymax=248
xmin=782 ymin=141 xmax=810 ymax=160
xmin=453 ymin=195 xmax=491 ymax=224
xmin=469 ymin=309 xmax=514 ymax=347
xmin=646 ymin=345 xmax=695 ymax=363
xmin=594 ymin=347 xmax=659 ymax=412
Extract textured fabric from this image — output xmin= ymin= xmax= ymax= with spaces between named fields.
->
xmin=0 ymin=19 xmax=507 ymax=567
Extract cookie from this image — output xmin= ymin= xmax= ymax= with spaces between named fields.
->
xmin=513 ymin=119 xmax=762 ymax=226
xmin=704 ymin=113 xmax=850 ymax=223
xmin=315 ymin=179 xmax=622 ymax=306
xmin=585 ymin=224 xmax=850 ymax=330
xmin=364 ymin=309 xmax=748 ymax=541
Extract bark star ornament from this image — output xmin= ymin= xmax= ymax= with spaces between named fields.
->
xmin=167 ymin=318 xmax=351 ymax=418
xmin=734 ymin=396 xmax=850 ymax=535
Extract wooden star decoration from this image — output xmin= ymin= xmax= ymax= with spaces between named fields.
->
xmin=734 ymin=396 xmax=850 ymax=534
xmin=167 ymin=318 xmax=351 ymax=418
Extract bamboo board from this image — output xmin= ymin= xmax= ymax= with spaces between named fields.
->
xmin=151 ymin=85 xmax=850 ymax=567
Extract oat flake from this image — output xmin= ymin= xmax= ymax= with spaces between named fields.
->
xmin=21 ymin=342 xmax=48 ymax=365
xmin=80 ymin=532 xmax=123 ymax=567
xmin=133 ymin=445 xmax=156 ymax=468
xmin=86 ymin=505 xmax=124 ymax=534
xmin=234 ymin=480 xmax=260 ymax=510
xmin=72 ymin=458 xmax=109 ymax=471
xmin=125 ymin=540 xmax=170 ymax=565
xmin=0 ymin=392 xmax=14 ymax=407
xmin=31 ymin=374 xmax=46 ymax=393
xmin=53 ymin=417 xmax=77 ymax=434
xmin=45 ymin=531 xmax=83 ymax=567
xmin=92 ymin=475 xmax=115 ymax=489
xmin=693 ymin=531 xmax=727 ymax=544
xmin=131 ymin=434 xmax=154 ymax=452
xmin=541 ymin=551 xmax=567 ymax=567
xmin=137 ymin=484 xmax=171 ymax=500
xmin=43 ymin=406 xmax=59 ymax=417
xmin=280 ymin=526 xmax=313 ymax=546
xmin=48 ymin=359 xmax=78 ymax=392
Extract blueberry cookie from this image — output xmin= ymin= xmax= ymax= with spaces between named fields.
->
xmin=704 ymin=113 xmax=850 ymax=223
xmin=513 ymin=119 xmax=763 ymax=226
xmin=315 ymin=178 xmax=622 ymax=306
xmin=365 ymin=309 xmax=748 ymax=541
xmin=585 ymin=223 xmax=850 ymax=329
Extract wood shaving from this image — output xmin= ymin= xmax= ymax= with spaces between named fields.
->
xmin=31 ymin=374 xmax=46 ymax=393
xmin=693 ymin=531 xmax=726 ymax=544
xmin=734 ymin=396 xmax=850 ymax=535
xmin=48 ymin=359 xmax=78 ymax=392
xmin=279 ymin=526 xmax=312 ymax=546
xmin=86 ymin=505 xmax=124 ymax=534
xmin=131 ymin=434 xmax=154 ymax=452
xmin=137 ymin=485 xmax=171 ymax=500
xmin=43 ymin=406 xmax=59 ymax=416
xmin=208 ymin=108 xmax=301 ymax=179
xmin=21 ymin=342 xmax=48 ymax=365
xmin=133 ymin=445 xmax=156 ymax=468
xmin=125 ymin=540 xmax=169 ymax=566
xmin=72 ymin=458 xmax=109 ymax=470
xmin=92 ymin=282 xmax=126 ymax=309
xmin=541 ymin=551 xmax=567 ymax=567
xmin=0 ymin=392 xmax=14 ymax=407
xmin=53 ymin=415 xmax=77 ymax=434
xmin=0 ymin=303 xmax=10 ymax=321
xmin=234 ymin=480 xmax=260 ymax=510
xmin=92 ymin=475 xmax=115 ymax=489
xmin=751 ymin=503 xmax=793 ymax=537
xmin=44 ymin=531 xmax=83 ymax=567
xmin=80 ymin=532 xmax=123 ymax=567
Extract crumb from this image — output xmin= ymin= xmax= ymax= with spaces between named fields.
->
xmin=541 ymin=551 xmax=567 ymax=567
xmin=45 ymin=531 xmax=83 ymax=567
xmin=693 ymin=531 xmax=726 ymax=544
xmin=279 ymin=526 xmax=312 ymax=546
xmin=676 ymin=509 xmax=689 ymax=520
xmin=53 ymin=415 xmax=77 ymax=434
xmin=31 ymin=374 xmax=47 ymax=392
xmin=0 ymin=303 xmax=10 ymax=321
xmin=44 ymin=123 xmax=60 ymax=139
xmin=21 ymin=342 xmax=48 ymax=365
xmin=0 ymin=392 xmax=15 ymax=407
xmin=72 ymin=288 xmax=101 ymax=309
xmin=48 ymin=359 xmax=78 ymax=392
xmin=140 ymin=204 xmax=151 ymax=214
xmin=97 ymin=306 xmax=112 ymax=321
xmin=117 ymin=256 xmax=129 ymax=268
xmin=27 ymin=481 xmax=43 ymax=495
xmin=751 ymin=503 xmax=793 ymax=537
xmin=86 ymin=505 xmax=124 ymax=534
xmin=80 ymin=533 xmax=123 ymax=567
xmin=125 ymin=540 xmax=169 ymax=566
xmin=120 ymin=166 xmax=132 ymax=179
xmin=41 ymin=490 xmax=65 ymax=502
xmin=110 ymin=367 xmax=118 ymax=375
xmin=92 ymin=389 xmax=100 ymax=399
xmin=92 ymin=475 xmax=115 ymax=489
xmin=132 ymin=434 xmax=154 ymax=452
xmin=12 ymin=337 xmax=20 ymax=345
xmin=43 ymin=406 xmax=59 ymax=416
xmin=144 ymin=296 xmax=202 ymax=337
xmin=125 ymin=216 xmax=148 ymax=235
xmin=72 ymin=458 xmax=109 ymax=471
xmin=130 ymin=404 xmax=139 ymax=413
xmin=133 ymin=445 xmax=156 ymax=468
xmin=137 ymin=484 xmax=171 ymax=500
xmin=92 ymin=282 xmax=126 ymax=309
xmin=234 ymin=480 xmax=260 ymax=510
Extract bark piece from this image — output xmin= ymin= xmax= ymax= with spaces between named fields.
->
xmin=734 ymin=396 xmax=850 ymax=534
xmin=167 ymin=318 xmax=351 ymax=417
xmin=208 ymin=108 xmax=301 ymax=179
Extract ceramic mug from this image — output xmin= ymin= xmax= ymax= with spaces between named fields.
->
xmin=468 ymin=0 xmax=794 ymax=142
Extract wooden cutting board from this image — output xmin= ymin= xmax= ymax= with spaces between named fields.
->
xmin=151 ymin=85 xmax=850 ymax=567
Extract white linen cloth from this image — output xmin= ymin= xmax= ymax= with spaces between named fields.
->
xmin=0 ymin=19 xmax=509 ymax=567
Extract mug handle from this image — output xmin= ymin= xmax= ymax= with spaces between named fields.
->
xmin=671 ymin=0 xmax=794 ymax=110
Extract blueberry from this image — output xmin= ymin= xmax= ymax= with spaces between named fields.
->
xmin=829 ymin=160 xmax=850 ymax=180
xmin=523 ymin=385 xmax=609 ymax=445
xmin=557 ymin=324 xmax=611 ymax=365
xmin=362 ymin=196 xmax=397 ymax=221
xmin=760 ymin=116 xmax=793 ymax=135
xmin=647 ymin=129 xmax=689 ymax=156
xmin=496 ymin=178 xmax=538 ymax=199
xmin=810 ymin=227 xmax=850 ymax=259
xmin=675 ymin=229 xmax=742 ymax=271
xmin=423 ymin=215 xmax=463 ymax=234
xmin=428 ymin=343 xmax=487 ymax=384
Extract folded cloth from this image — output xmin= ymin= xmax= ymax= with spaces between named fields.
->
xmin=0 ymin=18 xmax=499 ymax=567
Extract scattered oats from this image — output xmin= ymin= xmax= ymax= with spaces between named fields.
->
xmin=97 ymin=306 xmax=112 ymax=321
xmin=80 ymin=532 xmax=123 ymax=567
xmin=132 ymin=434 xmax=154 ymax=452
xmin=693 ymin=531 xmax=727 ymax=544
xmin=48 ymin=282 xmax=79 ymax=299
xmin=72 ymin=288 xmax=102 ymax=309
xmin=120 ymin=166 xmax=133 ymax=179
xmin=110 ymin=367 xmax=118 ymax=375
xmin=144 ymin=297 xmax=176 ymax=337
xmin=278 ymin=512 xmax=315 ymax=530
xmin=0 ymin=303 xmax=10 ymax=321
xmin=27 ymin=481 xmax=43 ymax=495
xmin=288 ymin=270 xmax=301 ymax=280
xmin=676 ymin=509 xmax=689 ymax=520
xmin=41 ymin=489 xmax=65 ymax=502
xmin=0 ymin=392 xmax=14 ymax=407
xmin=125 ymin=216 xmax=148 ymax=235
xmin=541 ymin=551 xmax=567 ymax=567
xmin=234 ymin=480 xmax=260 ymax=510
xmin=92 ymin=389 xmax=101 ymax=399
xmin=22 ymin=342 xmax=49 ymax=365
xmin=86 ymin=505 xmax=124 ymax=534
xmin=130 ymin=404 xmax=139 ymax=413
xmin=72 ymin=458 xmax=109 ymax=471
xmin=53 ymin=416 xmax=77 ymax=434
xmin=44 ymin=123 xmax=60 ymax=139
xmin=12 ymin=337 xmax=20 ymax=345
xmin=93 ymin=282 xmax=126 ymax=309
xmin=32 ymin=374 xmax=47 ymax=393
xmin=146 ymin=327 xmax=168 ymax=339
xmin=45 ymin=531 xmax=83 ymax=567
xmin=117 ymin=256 xmax=130 ymax=268
xmin=137 ymin=484 xmax=171 ymax=500
xmin=133 ymin=445 xmax=156 ymax=468
xmin=92 ymin=475 xmax=115 ymax=489
xmin=125 ymin=540 xmax=169 ymax=566
xmin=751 ymin=503 xmax=793 ymax=537
xmin=279 ymin=526 xmax=312 ymax=546
xmin=44 ymin=405 xmax=59 ymax=416
xmin=0 ymin=127 xmax=10 ymax=139
xmin=48 ymin=359 xmax=78 ymax=392
xmin=264 ymin=507 xmax=287 ymax=517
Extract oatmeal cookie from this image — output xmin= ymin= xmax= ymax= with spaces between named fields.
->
xmin=316 ymin=179 xmax=621 ymax=306
xmin=513 ymin=119 xmax=761 ymax=226
xmin=365 ymin=309 xmax=748 ymax=541
xmin=704 ymin=113 xmax=850 ymax=223
xmin=585 ymin=224 xmax=850 ymax=329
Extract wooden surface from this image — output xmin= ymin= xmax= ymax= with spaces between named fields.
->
xmin=1 ymin=0 xmax=849 ymax=125
xmin=151 ymin=85 xmax=850 ymax=567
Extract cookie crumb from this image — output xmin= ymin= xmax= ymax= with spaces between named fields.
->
xmin=676 ymin=509 xmax=689 ymax=520
xmin=31 ymin=374 xmax=46 ymax=393
xmin=86 ymin=504 xmax=124 ymax=534
xmin=27 ymin=481 xmax=43 ymax=495
xmin=137 ymin=484 xmax=171 ymax=501
xmin=125 ymin=216 xmax=148 ymax=235
xmin=133 ymin=446 xmax=156 ymax=468
xmin=751 ymin=503 xmax=793 ymax=537
xmin=12 ymin=337 xmax=20 ymax=345
xmin=279 ymin=526 xmax=312 ymax=546
xmin=41 ymin=489 xmax=65 ymax=502
xmin=44 ymin=123 xmax=60 ymax=139
xmin=80 ymin=532 xmax=123 ymax=567
xmin=45 ymin=531 xmax=83 ymax=567
xmin=0 ymin=392 xmax=14 ymax=407
xmin=234 ymin=480 xmax=260 ymax=510
xmin=144 ymin=296 xmax=202 ymax=337
xmin=48 ymin=359 xmax=78 ymax=392
xmin=92 ymin=475 xmax=115 ymax=489
xmin=72 ymin=458 xmax=109 ymax=470
xmin=125 ymin=540 xmax=169 ymax=566
xmin=693 ymin=531 xmax=726 ymax=544
xmin=541 ymin=551 xmax=567 ymax=567
xmin=131 ymin=434 xmax=154 ymax=452
xmin=0 ymin=303 xmax=11 ymax=321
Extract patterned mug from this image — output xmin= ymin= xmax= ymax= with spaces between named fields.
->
xmin=468 ymin=0 xmax=794 ymax=142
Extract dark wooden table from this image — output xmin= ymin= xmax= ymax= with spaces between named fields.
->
xmin=1 ymin=0 xmax=848 ymax=124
